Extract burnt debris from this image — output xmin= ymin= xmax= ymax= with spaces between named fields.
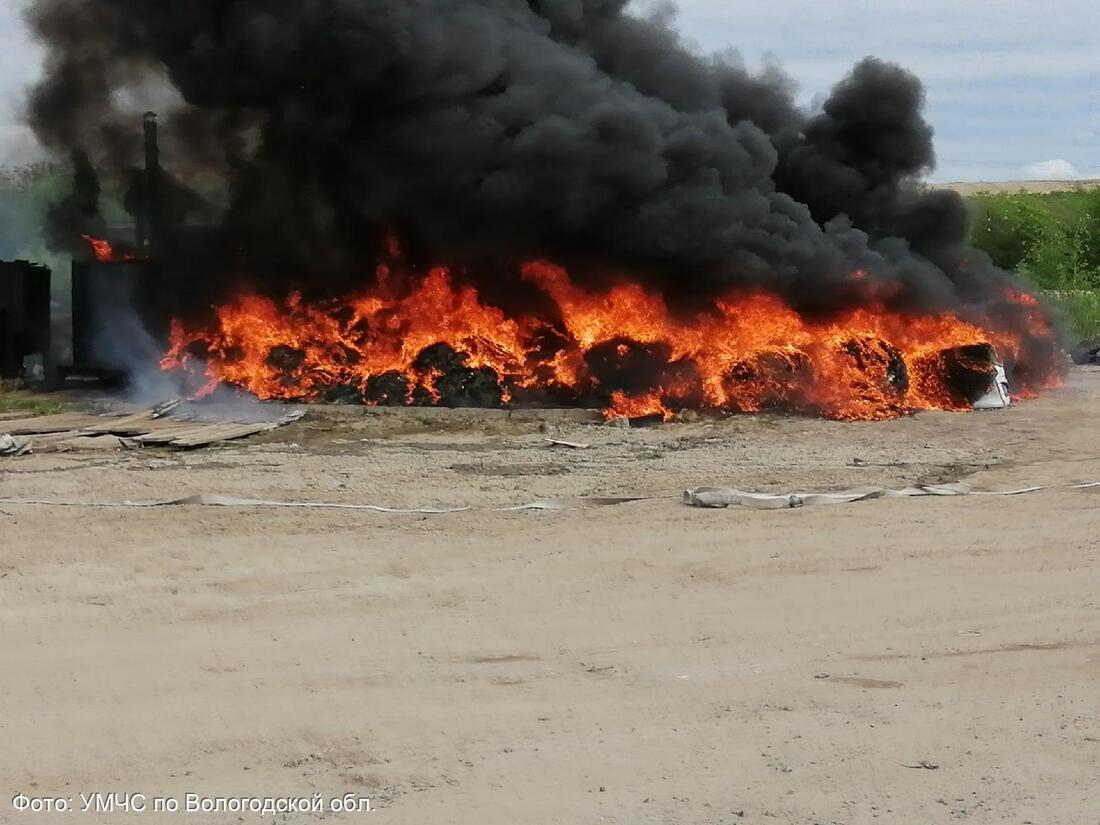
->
xmin=1071 ymin=337 xmax=1100 ymax=366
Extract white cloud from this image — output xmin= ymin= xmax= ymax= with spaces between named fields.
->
xmin=1021 ymin=159 xmax=1082 ymax=180
xmin=0 ymin=123 xmax=45 ymax=166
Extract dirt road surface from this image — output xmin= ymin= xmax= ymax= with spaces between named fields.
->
xmin=2 ymin=369 xmax=1099 ymax=824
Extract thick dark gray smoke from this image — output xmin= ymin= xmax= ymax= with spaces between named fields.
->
xmin=43 ymin=149 xmax=106 ymax=257
xmin=22 ymin=0 xmax=1038 ymax=326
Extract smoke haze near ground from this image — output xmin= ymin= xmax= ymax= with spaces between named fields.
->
xmin=23 ymin=0 xmax=1041 ymax=328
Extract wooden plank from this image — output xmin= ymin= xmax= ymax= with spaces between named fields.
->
xmin=134 ymin=425 xmax=223 ymax=445
xmin=24 ymin=430 xmax=84 ymax=443
xmin=7 ymin=409 xmax=178 ymax=436
xmin=164 ymin=412 xmax=302 ymax=448
xmin=169 ymin=422 xmax=275 ymax=448
xmin=6 ymin=405 xmax=304 ymax=448
xmin=168 ymin=423 xmax=268 ymax=446
xmin=80 ymin=411 xmax=158 ymax=435
xmin=1 ymin=413 xmax=104 ymax=435
xmin=80 ymin=404 xmax=186 ymax=435
xmin=48 ymin=435 xmax=127 ymax=452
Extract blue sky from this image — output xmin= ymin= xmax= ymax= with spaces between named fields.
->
xmin=1 ymin=0 xmax=1097 ymax=181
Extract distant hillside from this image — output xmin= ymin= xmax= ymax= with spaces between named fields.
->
xmin=930 ymin=180 xmax=1100 ymax=197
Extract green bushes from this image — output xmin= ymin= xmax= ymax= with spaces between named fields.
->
xmin=0 ymin=164 xmax=72 ymax=291
xmin=969 ymin=188 xmax=1100 ymax=287
xmin=967 ymin=188 xmax=1100 ymax=338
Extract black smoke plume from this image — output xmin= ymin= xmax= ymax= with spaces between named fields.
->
xmin=22 ymin=0 xmax=1046 ymax=331
xmin=43 ymin=148 xmax=106 ymax=257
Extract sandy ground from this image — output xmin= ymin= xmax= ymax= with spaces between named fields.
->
xmin=2 ymin=370 xmax=1100 ymax=824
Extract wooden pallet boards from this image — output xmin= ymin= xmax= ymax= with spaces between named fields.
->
xmin=2 ymin=405 xmax=306 ymax=452
xmin=0 ymin=413 xmax=101 ymax=435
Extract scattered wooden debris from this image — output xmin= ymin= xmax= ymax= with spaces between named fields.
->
xmin=0 ymin=403 xmax=305 ymax=454
xmin=1071 ymin=337 xmax=1100 ymax=365
xmin=1 ymin=413 xmax=96 ymax=435
xmin=543 ymin=437 xmax=591 ymax=450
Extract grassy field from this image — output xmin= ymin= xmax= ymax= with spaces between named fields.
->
xmin=0 ymin=163 xmax=74 ymax=285
xmin=3 ymin=166 xmax=1099 ymax=338
xmin=966 ymin=187 xmax=1100 ymax=338
xmin=0 ymin=380 xmax=65 ymax=415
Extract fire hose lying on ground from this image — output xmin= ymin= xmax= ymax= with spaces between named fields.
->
xmin=2 ymin=479 xmax=1098 ymax=514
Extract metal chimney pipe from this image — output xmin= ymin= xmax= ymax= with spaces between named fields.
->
xmin=138 ymin=111 xmax=160 ymax=254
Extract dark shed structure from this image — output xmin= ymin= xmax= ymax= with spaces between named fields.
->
xmin=0 ymin=260 xmax=51 ymax=380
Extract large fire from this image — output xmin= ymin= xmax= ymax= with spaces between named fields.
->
xmin=161 ymin=256 xmax=1059 ymax=421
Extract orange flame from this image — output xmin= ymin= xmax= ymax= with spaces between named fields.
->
xmin=81 ymin=235 xmax=115 ymax=262
xmin=81 ymin=235 xmax=147 ymax=263
xmin=161 ymin=257 xmax=1061 ymax=420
